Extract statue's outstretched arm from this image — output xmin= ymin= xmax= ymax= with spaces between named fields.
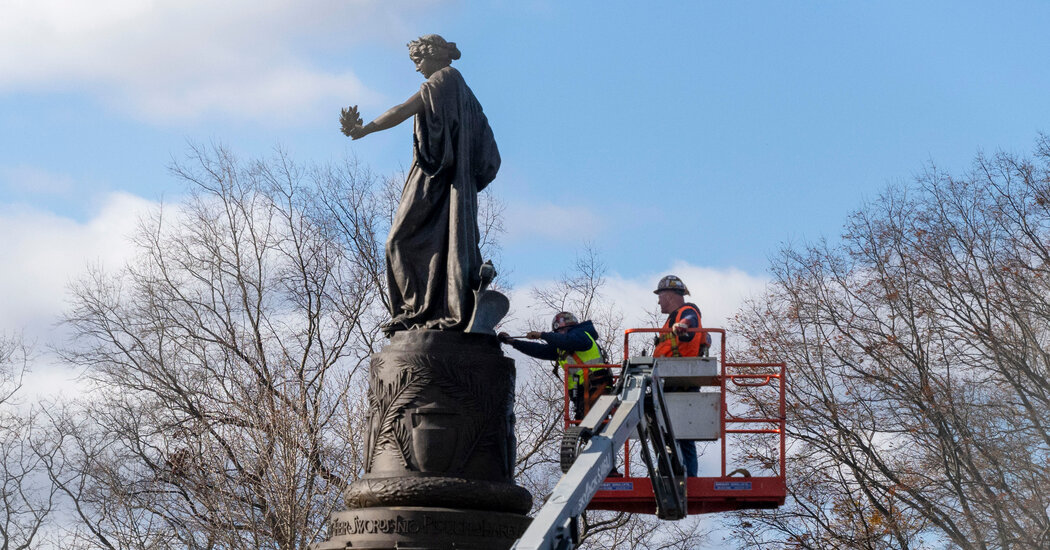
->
xmin=343 ymin=92 xmax=423 ymax=140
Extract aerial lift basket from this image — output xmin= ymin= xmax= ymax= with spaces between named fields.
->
xmin=563 ymin=328 xmax=787 ymax=515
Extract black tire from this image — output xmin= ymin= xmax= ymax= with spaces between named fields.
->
xmin=561 ymin=426 xmax=585 ymax=473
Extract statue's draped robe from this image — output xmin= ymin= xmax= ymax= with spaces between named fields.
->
xmin=385 ymin=66 xmax=500 ymax=331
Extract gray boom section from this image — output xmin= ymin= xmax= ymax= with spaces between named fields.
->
xmin=512 ymin=366 xmax=656 ymax=550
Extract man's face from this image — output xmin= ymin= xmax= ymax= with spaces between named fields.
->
xmin=657 ymin=290 xmax=682 ymax=314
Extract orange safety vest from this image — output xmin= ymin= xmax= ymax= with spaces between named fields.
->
xmin=654 ymin=303 xmax=703 ymax=358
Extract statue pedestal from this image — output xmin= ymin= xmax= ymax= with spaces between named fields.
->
xmin=315 ymin=331 xmax=532 ymax=550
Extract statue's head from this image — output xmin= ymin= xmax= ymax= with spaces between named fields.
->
xmin=408 ymin=34 xmax=461 ymax=77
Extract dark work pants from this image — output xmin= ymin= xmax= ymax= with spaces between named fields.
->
xmin=677 ymin=384 xmax=701 ymax=477
xmin=679 ymin=441 xmax=698 ymax=477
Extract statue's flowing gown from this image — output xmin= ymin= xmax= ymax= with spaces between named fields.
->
xmin=385 ymin=66 xmax=500 ymax=330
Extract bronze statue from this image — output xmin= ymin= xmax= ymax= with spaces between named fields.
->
xmin=320 ymin=37 xmax=527 ymax=550
xmin=341 ymin=34 xmax=500 ymax=333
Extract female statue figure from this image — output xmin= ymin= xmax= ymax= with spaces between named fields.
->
xmin=342 ymin=35 xmax=500 ymax=333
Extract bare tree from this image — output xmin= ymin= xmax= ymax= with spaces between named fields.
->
xmin=730 ymin=137 xmax=1050 ymax=549
xmin=46 ymin=145 xmax=387 ymax=549
xmin=0 ymin=334 xmax=55 ymax=550
xmin=530 ymin=245 xmax=625 ymax=359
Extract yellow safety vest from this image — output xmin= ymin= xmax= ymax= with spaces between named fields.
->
xmin=557 ymin=333 xmax=606 ymax=390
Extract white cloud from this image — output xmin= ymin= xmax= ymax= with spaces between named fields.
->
xmin=503 ymin=200 xmax=605 ymax=243
xmin=0 ymin=192 xmax=157 ymax=399
xmin=0 ymin=0 xmax=430 ymax=123
xmin=607 ymin=263 xmax=770 ymax=330
xmin=129 ymin=65 xmax=375 ymax=124
xmin=1 ymin=165 xmax=74 ymax=196
xmin=0 ymin=192 xmax=154 ymax=332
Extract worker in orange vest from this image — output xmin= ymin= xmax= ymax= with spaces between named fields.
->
xmin=653 ymin=275 xmax=708 ymax=358
xmin=653 ymin=275 xmax=709 ymax=476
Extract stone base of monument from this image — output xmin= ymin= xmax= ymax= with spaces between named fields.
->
xmin=344 ymin=475 xmax=532 ymax=511
xmin=314 ymin=507 xmax=530 ymax=549
xmin=313 ymin=330 xmax=533 ymax=550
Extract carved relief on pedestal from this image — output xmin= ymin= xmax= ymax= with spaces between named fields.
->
xmin=345 ymin=330 xmax=531 ymax=515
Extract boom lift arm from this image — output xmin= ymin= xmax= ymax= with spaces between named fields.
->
xmin=512 ymin=359 xmax=687 ymax=550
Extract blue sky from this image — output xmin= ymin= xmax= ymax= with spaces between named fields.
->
xmin=2 ymin=1 xmax=1049 ymax=338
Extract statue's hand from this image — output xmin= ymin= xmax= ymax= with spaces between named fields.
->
xmin=339 ymin=106 xmax=364 ymax=138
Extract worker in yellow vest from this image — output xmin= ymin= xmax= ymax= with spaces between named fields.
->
xmin=500 ymin=312 xmax=612 ymax=420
